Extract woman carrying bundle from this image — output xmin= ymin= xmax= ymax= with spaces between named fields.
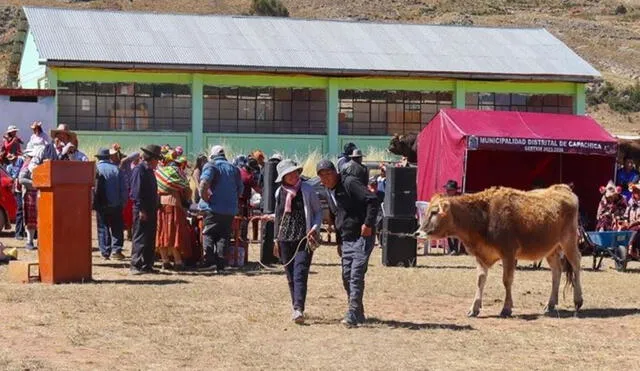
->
xmin=273 ymin=159 xmax=322 ymax=325
xmin=155 ymin=155 xmax=193 ymax=270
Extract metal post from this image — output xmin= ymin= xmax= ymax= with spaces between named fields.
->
xmin=462 ymin=148 xmax=469 ymax=193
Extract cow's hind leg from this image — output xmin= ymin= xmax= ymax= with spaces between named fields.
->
xmin=544 ymin=248 xmax=562 ymax=313
xmin=500 ymin=255 xmax=516 ymax=317
xmin=468 ymin=260 xmax=488 ymax=317
xmin=563 ymin=243 xmax=583 ymax=312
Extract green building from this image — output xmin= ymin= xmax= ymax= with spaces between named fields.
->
xmin=19 ymin=7 xmax=600 ymax=157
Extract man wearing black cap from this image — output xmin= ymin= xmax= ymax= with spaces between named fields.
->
xmin=129 ymin=144 xmax=162 ymax=274
xmin=316 ymin=159 xmax=379 ymax=328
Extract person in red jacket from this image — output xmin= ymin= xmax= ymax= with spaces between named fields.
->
xmin=1 ymin=125 xmax=23 ymax=164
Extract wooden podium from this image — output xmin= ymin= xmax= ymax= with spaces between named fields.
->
xmin=33 ymin=160 xmax=95 ymax=283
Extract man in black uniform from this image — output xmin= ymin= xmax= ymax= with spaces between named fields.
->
xmin=129 ymin=144 xmax=162 ymax=275
xmin=317 ymin=159 xmax=379 ymax=327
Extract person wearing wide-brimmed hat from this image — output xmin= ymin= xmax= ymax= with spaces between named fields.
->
xmin=596 ymin=180 xmax=627 ymax=231
xmin=94 ymin=148 xmax=127 ymax=261
xmin=29 ymin=123 xmax=79 ymax=171
xmin=6 ymin=152 xmax=25 ymax=241
xmin=337 ymin=142 xmax=358 ymax=172
xmin=443 ymin=180 xmax=461 ymax=197
xmin=129 ymin=144 xmax=163 ymax=274
xmin=18 ymin=145 xmax=39 ymax=250
xmin=197 ymin=145 xmax=243 ymax=271
xmin=27 ymin=121 xmax=50 ymax=148
xmin=1 ymin=125 xmax=23 ymax=164
xmin=272 ymin=159 xmax=322 ymax=325
xmin=442 ymin=180 xmax=464 ymax=255
xmin=109 ymin=143 xmax=141 ymax=241
xmin=341 ymin=148 xmax=368 ymax=186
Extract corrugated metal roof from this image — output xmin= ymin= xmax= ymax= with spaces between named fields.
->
xmin=23 ymin=6 xmax=601 ymax=82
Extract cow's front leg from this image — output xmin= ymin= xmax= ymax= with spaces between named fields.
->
xmin=468 ymin=260 xmax=488 ymax=317
xmin=500 ymin=256 xmax=516 ymax=317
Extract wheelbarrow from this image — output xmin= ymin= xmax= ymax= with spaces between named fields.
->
xmin=585 ymin=231 xmax=637 ymax=271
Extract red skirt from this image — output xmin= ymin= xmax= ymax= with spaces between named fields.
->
xmin=156 ymin=204 xmax=192 ymax=261
xmin=122 ymin=199 xmax=133 ymax=229
xmin=24 ymin=190 xmax=38 ymax=228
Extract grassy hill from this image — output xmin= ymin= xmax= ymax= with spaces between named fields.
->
xmin=1 ymin=0 xmax=639 ymax=133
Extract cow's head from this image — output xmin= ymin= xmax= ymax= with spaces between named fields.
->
xmin=415 ymin=195 xmax=453 ymax=239
xmin=388 ymin=133 xmax=405 ymax=156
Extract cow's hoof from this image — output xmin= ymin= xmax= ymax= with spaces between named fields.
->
xmin=575 ymin=299 xmax=583 ymax=312
xmin=467 ymin=310 xmax=479 ymax=318
xmin=543 ymin=304 xmax=556 ymax=314
xmin=499 ymin=308 xmax=512 ymax=318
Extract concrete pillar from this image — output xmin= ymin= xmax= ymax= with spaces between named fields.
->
xmin=574 ymin=83 xmax=586 ymax=115
xmin=327 ymin=79 xmax=339 ymax=156
xmin=191 ymin=74 xmax=204 ymax=154
xmin=454 ymin=80 xmax=466 ymax=109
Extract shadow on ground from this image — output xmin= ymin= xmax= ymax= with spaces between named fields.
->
xmin=308 ymin=316 xmax=474 ymax=331
xmin=485 ymin=308 xmax=640 ymax=321
xmin=90 ymin=278 xmax=189 ymax=285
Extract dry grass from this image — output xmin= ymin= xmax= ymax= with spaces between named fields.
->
xmin=1 ymin=227 xmax=640 ymax=370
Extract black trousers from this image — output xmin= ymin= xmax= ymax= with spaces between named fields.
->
xmin=279 ymin=240 xmax=313 ymax=312
xmin=130 ymin=208 xmax=157 ymax=271
xmin=202 ymin=212 xmax=234 ymax=268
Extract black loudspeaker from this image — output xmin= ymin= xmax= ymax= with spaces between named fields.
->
xmin=382 ymin=216 xmax=417 ymax=267
xmin=262 ymin=160 xmax=279 ymax=214
xmin=383 ymin=167 xmax=417 ymax=218
xmin=260 ymin=220 xmax=279 ymax=265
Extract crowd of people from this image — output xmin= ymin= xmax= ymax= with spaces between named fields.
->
xmin=0 ymin=123 xmax=398 ymax=327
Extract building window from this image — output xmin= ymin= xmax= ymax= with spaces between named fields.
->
xmin=57 ymin=82 xmax=192 ymax=132
xmin=339 ymin=90 xmax=453 ymax=136
xmin=203 ymin=86 xmax=327 ymax=134
xmin=9 ymin=96 xmax=38 ymax=103
xmin=465 ymin=93 xmax=574 ymax=114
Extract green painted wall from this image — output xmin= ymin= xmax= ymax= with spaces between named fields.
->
xmin=203 ymin=134 xmax=326 ymax=158
xmin=45 ymin=67 xmax=590 ymax=156
xmin=19 ymin=31 xmax=46 ymax=89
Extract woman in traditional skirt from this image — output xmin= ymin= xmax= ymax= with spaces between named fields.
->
xmin=18 ymin=148 xmax=38 ymax=250
xmin=155 ymin=161 xmax=192 ymax=270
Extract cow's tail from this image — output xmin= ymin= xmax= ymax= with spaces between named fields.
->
xmin=562 ymin=255 xmax=575 ymax=299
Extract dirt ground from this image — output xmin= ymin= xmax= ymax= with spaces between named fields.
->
xmin=1 ymin=229 xmax=640 ymax=371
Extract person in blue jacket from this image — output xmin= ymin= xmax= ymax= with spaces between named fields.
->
xmin=198 ymin=145 xmax=243 ymax=271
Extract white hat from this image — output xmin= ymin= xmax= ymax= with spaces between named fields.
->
xmin=210 ymin=145 xmax=225 ymax=158
xmin=6 ymin=125 xmax=18 ymax=134
xmin=276 ymin=159 xmax=303 ymax=183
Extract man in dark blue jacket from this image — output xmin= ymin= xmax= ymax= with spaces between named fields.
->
xmin=129 ymin=144 xmax=162 ymax=275
xmin=94 ymin=148 xmax=127 ymax=261
xmin=317 ymin=159 xmax=379 ymax=328
xmin=198 ymin=145 xmax=244 ymax=271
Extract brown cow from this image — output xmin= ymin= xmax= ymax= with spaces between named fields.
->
xmin=416 ymin=184 xmax=583 ymax=317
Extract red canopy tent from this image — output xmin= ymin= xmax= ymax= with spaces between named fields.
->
xmin=417 ymin=109 xmax=618 ymax=228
